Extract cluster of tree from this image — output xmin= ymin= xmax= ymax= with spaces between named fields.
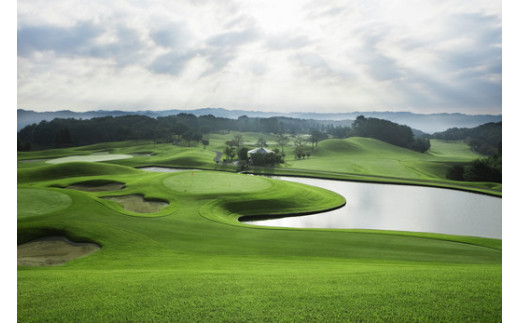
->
xmin=351 ymin=116 xmax=431 ymax=152
xmin=430 ymin=122 xmax=501 ymax=155
xmin=327 ymin=126 xmax=351 ymax=139
xmin=292 ymin=135 xmax=312 ymax=159
xmin=446 ymin=143 xmax=502 ymax=183
xmin=249 ymin=150 xmax=284 ymax=166
xmin=223 ymin=134 xmax=244 ymax=162
xmin=235 ymin=116 xmax=351 ymax=135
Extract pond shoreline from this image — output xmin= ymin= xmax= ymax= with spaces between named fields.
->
xmin=238 ymin=200 xmax=347 ymax=222
xmin=135 ymin=165 xmax=501 ymax=197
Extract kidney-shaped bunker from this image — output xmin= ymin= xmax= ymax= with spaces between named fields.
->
xmin=17 ymin=236 xmax=100 ymax=266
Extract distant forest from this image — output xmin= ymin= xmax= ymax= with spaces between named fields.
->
xmin=430 ymin=122 xmax=501 ymax=156
xmin=17 ymin=113 xmax=434 ymax=153
xmin=431 ymin=122 xmax=502 ymax=183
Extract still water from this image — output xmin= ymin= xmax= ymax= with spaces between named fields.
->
xmin=242 ymin=176 xmax=502 ymax=239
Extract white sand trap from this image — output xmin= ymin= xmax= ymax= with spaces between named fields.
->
xmin=46 ymin=154 xmax=132 ymax=164
xmin=17 ymin=236 xmax=100 ymax=266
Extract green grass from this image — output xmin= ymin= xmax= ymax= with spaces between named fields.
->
xmin=17 ymin=136 xmax=502 ymax=320
xmin=17 ymin=188 xmax=72 ymax=218
xmin=285 ymin=137 xmax=474 ymax=180
xmin=17 ymin=158 xmax=501 ymax=322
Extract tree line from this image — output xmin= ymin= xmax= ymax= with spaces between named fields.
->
xmin=350 ymin=116 xmax=431 ymax=152
xmin=17 ymin=114 xmax=349 ymax=150
xmin=18 ymin=113 xmax=430 ymax=154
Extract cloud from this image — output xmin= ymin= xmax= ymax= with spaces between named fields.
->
xmin=147 ymin=51 xmax=194 ymax=75
xmin=206 ymin=28 xmax=260 ymax=48
xmin=18 ymin=22 xmax=102 ymax=56
xmin=150 ymin=27 xmax=183 ymax=49
xmin=354 ymin=31 xmax=404 ymax=82
xmin=16 ymin=0 xmax=502 ymax=115
xmin=265 ymin=34 xmax=310 ymax=50
xmin=292 ymin=52 xmax=353 ymax=82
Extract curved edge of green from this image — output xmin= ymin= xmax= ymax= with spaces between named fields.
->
xmin=198 ymin=177 xmax=346 ymax=226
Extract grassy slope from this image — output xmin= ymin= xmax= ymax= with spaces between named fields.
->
xmin=17 ymin=162 xmax=501 ymax=322
xmin=285 ymin=138 xmax=479 ymax=179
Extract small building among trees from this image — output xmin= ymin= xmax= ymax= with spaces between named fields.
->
xmin=247 ymin=147 xmax=274 ymax=155
xmin=247 ymin=147 xmax=282 ymax=166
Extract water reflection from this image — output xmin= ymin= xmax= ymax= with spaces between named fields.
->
xmin=243 ymin=177 xmax=502 ymax=239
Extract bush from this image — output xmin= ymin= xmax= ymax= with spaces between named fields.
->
xmin=446 ymin=165 xmax=465 ymax=181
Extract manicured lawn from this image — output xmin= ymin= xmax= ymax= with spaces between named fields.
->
xmin=285 ymin=137 xmax=479 ymax=180
xmin=17 ymin=159 xmax=501 ymax=322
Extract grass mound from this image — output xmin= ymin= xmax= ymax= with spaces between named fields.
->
xmin=18 ymin=188 xmax=72 ymax=218
xmin=18 ymin=162 xmax=140 ymax=183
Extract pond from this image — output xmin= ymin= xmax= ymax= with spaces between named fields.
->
xmin=242 ymin=177 xmax=501 ymax=239
xmin=138 ymin=168 xmax=501 ymax=239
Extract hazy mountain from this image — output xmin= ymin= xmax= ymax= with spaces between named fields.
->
xmin=17 ymin=108 xmax=501 ymax=133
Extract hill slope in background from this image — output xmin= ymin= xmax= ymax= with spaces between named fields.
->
xmin=17 ymin=108 xmax=501 ymax=133
xmin=431 ymin=122 xmax=502 ymax=155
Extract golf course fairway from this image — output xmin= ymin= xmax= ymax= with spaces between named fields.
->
xmin=17 ymin=146 xmax=502 ymax=321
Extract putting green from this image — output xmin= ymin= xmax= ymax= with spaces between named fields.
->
xmin=163 ymin=171 xmax=272 ymax=194
xmin=18 ymin=188 xmax=72 ymax=218
xmin=46 ymin=154 xmax=132 ymax=164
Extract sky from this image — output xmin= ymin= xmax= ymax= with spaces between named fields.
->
xmin=17 ymin=0 xmax=502 ymax=114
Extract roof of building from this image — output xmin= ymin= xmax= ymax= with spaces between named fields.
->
xmin=247 ymin=147 xmax=274 ymax=154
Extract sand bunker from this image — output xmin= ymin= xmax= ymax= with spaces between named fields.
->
xmin=102 ymin=195 xmax=168 ymax=213
xmin=67 ymin=181 xmax=125 ymax=192
xmin=46 ymin=154 xmax=132 ymax=164
xmin=17 ymin=236 xmax=100 ymax=266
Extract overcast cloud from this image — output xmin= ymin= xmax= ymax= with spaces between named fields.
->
xmin=17 ymin=0 xmax=501 ymax=114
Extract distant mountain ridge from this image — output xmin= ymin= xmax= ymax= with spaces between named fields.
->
xmin=17 ymin=108 xmax=501 ymax=133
